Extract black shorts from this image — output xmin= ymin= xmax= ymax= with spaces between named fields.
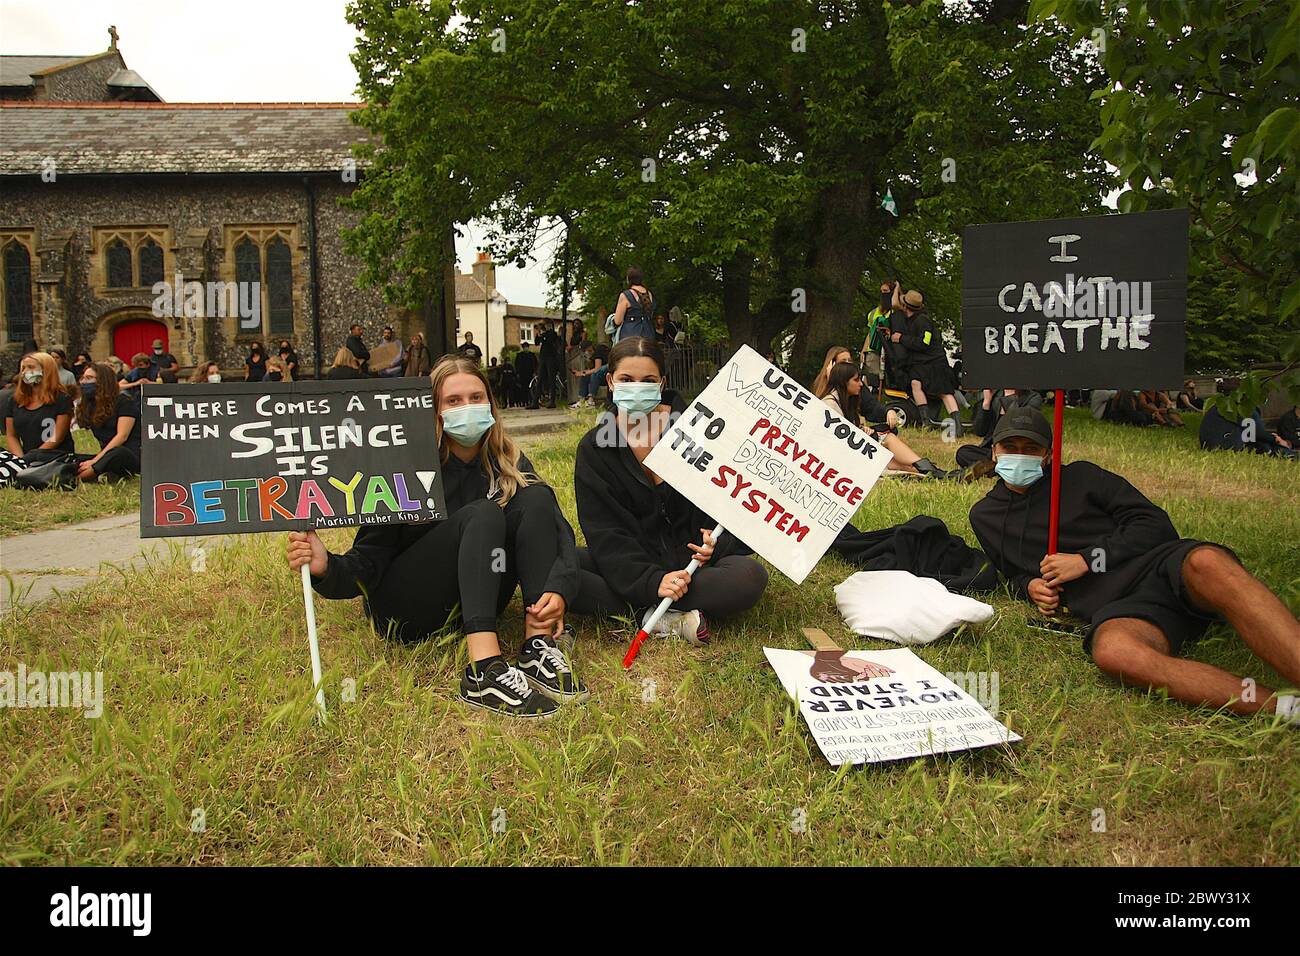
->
xmin=1084 ymin=540 xmax=1238 ymax=657
xmin=909 ymin=358 xmax=956 ymax=398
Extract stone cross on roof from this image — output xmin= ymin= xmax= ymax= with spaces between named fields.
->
xmin=108 ymin=25 xmax=118 ymax=51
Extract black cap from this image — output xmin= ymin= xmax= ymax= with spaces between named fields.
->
xmin=991 ymin=407 xmax=1052 ymax=447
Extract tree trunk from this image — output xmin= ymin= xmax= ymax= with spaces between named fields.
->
xmin=788 ymin=177 xmax=877 ymax=372
xmin=721 ymin=251 xmax=755 ymax=351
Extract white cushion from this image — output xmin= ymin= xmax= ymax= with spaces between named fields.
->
xmin=834 ymin=570 xmax=994 ymax=646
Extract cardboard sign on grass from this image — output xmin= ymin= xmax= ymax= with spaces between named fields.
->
xmin=140 ymin=379 xmax=446 ymax=538
xmin=764 ymin=647 xmax=1020 ymax=766
xmin=960 ymin=208 xmax=1188 ymax=390
xmin=642 ymin=345 xmax=891 ymax=583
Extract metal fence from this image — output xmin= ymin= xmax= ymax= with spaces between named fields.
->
xmin=662 ymin=344 xmax=730 ymax=400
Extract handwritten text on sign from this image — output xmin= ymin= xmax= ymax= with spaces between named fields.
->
xmin=643 ymin=346 xmax=891 ymax=583
xmin=764 ymin=647 xmax=1021 ymax=766
xmin=139 ymin=380 xmax=446 ymax=538
xmin=960 ymin=208 xmax=1188 ymax=390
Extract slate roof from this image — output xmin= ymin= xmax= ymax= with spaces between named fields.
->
xmin=455 ymin=274 xmax=490 ymax=302
xmin=0 ymin=54 xmax=81 ymax=87
xmin=0 ymin=102 xmax=370 ymax=176
xmin=506 ymin=303 xmax=565 ymax=320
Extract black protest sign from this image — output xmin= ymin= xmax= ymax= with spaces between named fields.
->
xmin=961 ymin=208 xmax=1188 ymax=390
xmin=139 ymin=379 xmax=446 ymax=538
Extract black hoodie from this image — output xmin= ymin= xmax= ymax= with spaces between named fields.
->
xmin=968 ymin=460 xmax=1182 ymax=620
xmin=312 ymin=449 xmax=579 ymax=605
xmin=575 ymin=390 xmax=753 ymax=608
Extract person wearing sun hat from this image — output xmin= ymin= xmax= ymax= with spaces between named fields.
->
xmin=968 ymin=407 xmax=1300 ymax=724
xmin=889 ymin=286 xmax=960 ymax=428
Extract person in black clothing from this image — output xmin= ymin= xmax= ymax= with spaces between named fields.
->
xmin=970 ymin=407 xmax=1300 ymax=718
xmin=150 ymin=338 xmax=179 ymax=379
xmin=514 ymin=343 xmax=538 ymax=408
xmin=536 ymin=320 xmax=564 ymax=407
xmin=288 ymin=356 xmax=589 ymax=718
xmin=956 ymin=388 xmax=1042 ymax=470
xmin=1198 ymin=404 xmax=1297 ymax=458
xmin=1278 ymin=405 xmax=1300 ymax=447
xmin=277 ymin=340 xmax=301 ymax=380
xmin=574 ymin=337 xmax=768 ymax=644
xmin=4 ymin=351 xmax=75 ymax=463
xmin=345 ymin=324 xmax=370 ymax=373
xmin=458 ymin=331 xmax=483 ymax=365
xmin=244 ymin=342 xmax=268 ymax=382
xmin=889 ymin=287 xmax=959 ymax=426
xmin=74 ymin=363 xmax=141 ymax=482
xmin=653 ymin=313 xmax=678 ymax=349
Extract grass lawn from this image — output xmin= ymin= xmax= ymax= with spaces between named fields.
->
xmin=0 ymin=430 xmax=140 ymax=536
xmin=1 ymin=408 xmax=1297 ymax=865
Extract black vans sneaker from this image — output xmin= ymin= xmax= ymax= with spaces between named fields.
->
xmin=460 ymin=658 xmax=559 ymax=718
xmin=517 ymin=635 xmax=589 ymax=702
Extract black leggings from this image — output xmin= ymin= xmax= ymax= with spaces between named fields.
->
xmin=572 ymin=547 xmax=768 ymax=620
xmin=367 ymin=483 xmax=564 ymax=643
xmin=77 ymin=446 xmax=140 ymax=480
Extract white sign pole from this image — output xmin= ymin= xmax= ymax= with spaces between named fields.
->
xmin=622 ymin=522 xmax=725 ymax=669
xmin=300 ymin=563 xmax=327 ymax=723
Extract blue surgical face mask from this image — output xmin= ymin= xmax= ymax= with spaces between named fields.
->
xmin=995 ymin=453 xmax=1045 ymax=488
xmin=613 ymin=381 xmax=662 ymax=414
xmin=80 ymin=382 xmax=97 ymax=400
xmin=442 ymin=403 xmax=495 ymax=447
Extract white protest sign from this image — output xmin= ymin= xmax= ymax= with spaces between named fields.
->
xmin=763 ymin=646 xmax=1021 ymax=766
xmin=643 ymin=346 xmax=891 ymax=583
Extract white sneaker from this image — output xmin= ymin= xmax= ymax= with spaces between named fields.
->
xmin=1276 ymin=695 xmax=1300 ymax=728
xmin=643 ymin=608 xmax=685 ymax=638
xmin=676 ymin=609 xmax=711 ymax=645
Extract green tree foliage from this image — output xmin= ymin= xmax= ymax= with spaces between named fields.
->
xmin=1032 ymin=0 xmax=1300 ymax=413
xmin=344 ymin=0 xmax=1110 ymax=379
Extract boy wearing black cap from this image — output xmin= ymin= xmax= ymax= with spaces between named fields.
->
xmin=969 ymin=407 xmax=1299 ymax=719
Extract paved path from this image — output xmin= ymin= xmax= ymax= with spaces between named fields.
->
xmin=0 ymin=408 xmax=579 ymax=612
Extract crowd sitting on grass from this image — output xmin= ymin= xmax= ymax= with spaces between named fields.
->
xmin=6 ymin=316 xmax=1299 ymax=728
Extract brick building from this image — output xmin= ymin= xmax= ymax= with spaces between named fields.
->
xmin=0 ymin=34 xmax=411 ymax=378
xmin=453 ymin=252 xmax=588 ymax=361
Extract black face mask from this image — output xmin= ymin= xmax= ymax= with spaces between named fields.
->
xmin=880 ymin=293 xmax=892 ymax=311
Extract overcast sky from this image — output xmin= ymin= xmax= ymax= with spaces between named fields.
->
xmin=0 ymin=0 xmax=560 ymax=308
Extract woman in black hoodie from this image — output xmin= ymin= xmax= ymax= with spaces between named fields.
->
xmin=286 ymin=356 xmax=587 ymax=718
xmin=574 ymin=337 xmax=768 ymax=644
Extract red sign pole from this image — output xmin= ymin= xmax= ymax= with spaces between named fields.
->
xmin=1048 ymin=388 xmax=1065 ymax=554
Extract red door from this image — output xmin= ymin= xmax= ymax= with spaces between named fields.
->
xmin=112 ymin=319 xmax=168 ymax=362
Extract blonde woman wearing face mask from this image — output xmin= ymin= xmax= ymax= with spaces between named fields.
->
xmin=286 ymin=357 xmax=588 ymax=718
xmin=4 ymin=352 xmax=75 ymax=463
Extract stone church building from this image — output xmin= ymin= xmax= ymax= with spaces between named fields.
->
xmin=0 ymin=32 xmax=411 ymax=379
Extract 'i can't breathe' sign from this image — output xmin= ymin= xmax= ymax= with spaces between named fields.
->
xmin=642 ymin=345 xmax=892 ymax=583
xmin=961 ymin=208 xmax=1188 ymax=390
xmin=139 ymin=379 xmax=446 ymax=538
